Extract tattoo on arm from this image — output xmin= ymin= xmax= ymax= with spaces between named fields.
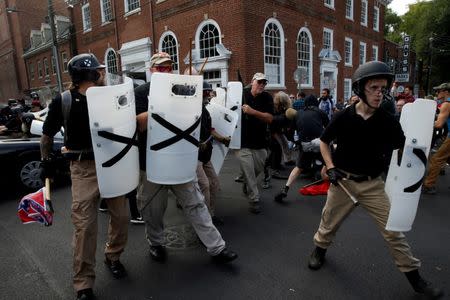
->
xmin=40 ymin=135 xmax=54 ymax=160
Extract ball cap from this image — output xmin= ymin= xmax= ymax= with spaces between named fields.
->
xmin=150 ymin=52 xmax=173 ymax=67
xmin=433 ymin=82 xmax=450 ymax=91
xmin=252 ymin=72 xmax=267 ymax=82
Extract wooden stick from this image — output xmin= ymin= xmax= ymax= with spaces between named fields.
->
xmin=199 ymin=57 xmax=209 ymax=75
xmin=189 ymin=38 xmax=193 ymax=75
xmin=300 ymin=178 xmax=325 ymax=189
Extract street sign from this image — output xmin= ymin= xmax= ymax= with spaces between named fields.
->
xmin=395 ymin=74 xmax=409 ymax=83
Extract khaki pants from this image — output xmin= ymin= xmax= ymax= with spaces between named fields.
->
xmin=237 ymin=148 xmax=268 ymax=202
xmin=424 ymin=137 xmax=450 ymax=188
xmin=137 ymin=172 xmax=226 ymax=255
xmin=70 ymin=160 xmax=129 ymax=291
xmin=313 ymin=177 xmax=421 ymax=272
xmin=197 ymin=161 xmax=220 ymax=216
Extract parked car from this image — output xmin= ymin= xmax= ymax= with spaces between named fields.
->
xmin=0 ymin=134 xmax=68 ymax=190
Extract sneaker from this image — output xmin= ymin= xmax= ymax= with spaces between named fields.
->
xmin=234 ymin=175 xmax=244 ymax=182
xmin=130 ymin=216 xmax=145 ymax=224
xmin=104 ymin=257 xmax=127 ymax=279
xmin=149 ymin=245 xmax=167 ymax=262
xmin=272 ymin=170 xmax=288 ymax=180
xmin=249 ymin=202 xmax=261 ymax=214
xmin=308 ymin=246 xmax=327 ymax=270
xmin=262 ymin=180 xmax=271 ymax=189
xmin=76 ymin=288 xmax=95 ymax=300
xmin=422 ymin=186 xmax=437 ymax=195
xmin=405 ymin=270 xmax=444 ymax=298
xmin=274 ymin=186 xmax=289 ymax=203
xmin=212 ymin=248 xmax=238 ymax=263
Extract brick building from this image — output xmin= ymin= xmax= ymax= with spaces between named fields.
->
xmin=7 ymin=0 xmax=394 ymax=103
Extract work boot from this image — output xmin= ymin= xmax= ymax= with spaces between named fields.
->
xmin=76 ymin=288 xmax=95 ymax=300
xmin=308 ymin=246 xmax=327 ymax=270
xmin=149 ymin=245 xmax=167 ymax=262
xmin=212 ymin=248 xmax=238 ymax=263
xmin=274 ymin=185 xmax=289 ymax=203
xmin=405 ymin=270 xmax=444 ymax=299
xmin=104 ymin=257 xmax=127 ymax=279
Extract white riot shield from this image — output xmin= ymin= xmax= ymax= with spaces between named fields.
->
xmin=385 ymin=99 xmax=436 ymax=232
xmin=30 ymin=119 xmax=64 ymax=140
xmin=86 ymin=76 xmax=139 ymax=198
xmin=225 ymin=82 xmax=243 ymax=149
xmin=147 ymin=73 xmax=202 ymax=184
xmin=210 ymin=87 xmax=226 ymax=106
xmin=206 ymin=102 xmax=239 ymax=174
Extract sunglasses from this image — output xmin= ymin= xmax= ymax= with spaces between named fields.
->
xmin=257 ymin=80 xmax=267 ymax=85
xmin=155 ymin=65 xmax=172 ymax=72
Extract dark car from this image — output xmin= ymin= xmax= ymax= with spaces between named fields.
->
xmin=0 ymin=134 xmax=68 ymax=190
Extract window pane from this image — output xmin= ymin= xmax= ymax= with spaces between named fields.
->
xmin=297 ymin=31 xmax=311 ymax=85
xmin=161 ymin=34 xmax=179 ymax=71
xmin=106 ymin=50 xmax=118 ymax=74
xmin=127 ymin=0 xmax=140 ymax=11
xmin=199 ymin=23 xmax=220 ymax=58
xmin=264 ymin=22 xmax=281 ymax=84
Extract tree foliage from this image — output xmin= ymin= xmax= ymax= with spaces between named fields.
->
xmin=384 ymin=7 xmax=402 ymax=43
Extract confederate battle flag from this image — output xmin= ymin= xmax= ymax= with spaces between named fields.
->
xmin=18 ymin=187 xmax=53 ymax=226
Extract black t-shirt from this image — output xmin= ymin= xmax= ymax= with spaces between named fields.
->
xmin=296 ymin=106 xmax=329 ymax=142
xmin=241 ymin=88 xmax=274 ymax=149
xmin=134 ymin=82 xmax=150 ymax=170
xmin=43 ymin=90 xmax=92 ymax=150
xmin=198 ymin=104 xmax=213 ymax=163
xmin=320 ymin=104 xmax=405 ymax=177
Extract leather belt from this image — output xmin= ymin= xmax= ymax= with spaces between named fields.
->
xmin=340 ymin=170 xmax=374 ymax=182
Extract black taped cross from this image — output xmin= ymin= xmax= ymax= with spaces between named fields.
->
xmin=150 ymin=113 xmax=200 ymax=151
xmin=98 ymin=130 xmax=139 ymax=168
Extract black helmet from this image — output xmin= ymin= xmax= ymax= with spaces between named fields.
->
xmin=68 ymin=53 xmax=105 ymax=84
xmin=352 ymin=61 xmax=394 ymax=99
xmin=30 ymin=91 xmax=39 ymax=99
xmin=203 ymin=81 xmax=213 ymax=92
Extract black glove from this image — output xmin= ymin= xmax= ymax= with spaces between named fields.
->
xmin=220 ymin=136 xmax=231 ymax=147
xmin=40 ymin=155 xmax=57 ymax=179
xmin=326 ymin=168 xmax=345 ymax=185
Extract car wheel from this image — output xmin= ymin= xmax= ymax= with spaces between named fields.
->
xmin=18 ymin=159 xmax=44 ymax=190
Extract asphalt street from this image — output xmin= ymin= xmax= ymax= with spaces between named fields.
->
xmin=0 ymin=153 xmax=449 ymax=300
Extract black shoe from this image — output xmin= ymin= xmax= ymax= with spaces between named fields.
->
xmin=308 ymin=247 xmax=327 ymax=270
xmin=242 ymin=183 xmax=248 ymax=195
xmin=212 ymin=216 xmax=224 ymax=226
xmin=149 ymin=245 xmax=167 ymax=262
xmin=234 ymin=175 xmax=244 ymax=182
xmin=405 ymin=270 xmax=444 ymax=299
xmin=274 ymin=186 xmax=289 ymax=203
xmin=104 ymin=257 xmax=127 ymax=279
xmin=76 ymin=288 xmax=95 ymax=300
xmin=249 ymin=202 xmax=261 ymax=214
xmin=130 ymin=216 xmax=145 ymax=224
xmin=212 ymin=248 xmax=238 ymax=263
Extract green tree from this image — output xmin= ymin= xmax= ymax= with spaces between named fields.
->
xmin=384 ymin=7 xmax=402 ymax=43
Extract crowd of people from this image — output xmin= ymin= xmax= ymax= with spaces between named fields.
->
xmin=34 ymin=50 xmax=446 ymax=300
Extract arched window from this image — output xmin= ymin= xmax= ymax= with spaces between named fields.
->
xmin=105 ymin=48 xmax=118 ymax=74
xmin=196 ymin=20 xmax=221 ymax=59
xmin=296 ymin=27 xmax=313 ymax=87
xmin=264 ymin=18 xmax=285 ymax=87
xmin=159 ymin=31 xmax=179 ymax=72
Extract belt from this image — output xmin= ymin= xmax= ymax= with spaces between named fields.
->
xmin=63 ymin=151 xmax=95 ymax=161
xmin=340 ymin=170 xmax=374 ymax=182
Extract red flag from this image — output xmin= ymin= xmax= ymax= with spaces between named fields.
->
xmin=17 ymin=187 xmax=53 ymax=226
xmin=299 ymin=180 xmax=330 ymax=196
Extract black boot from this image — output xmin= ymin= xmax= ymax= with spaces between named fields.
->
xmin=308 ymin=246 xmax=327 ymax=270
xmin=274 ymin=185 xmax=289 ymax=203
xmin=405 ymin=270 xmax=444 ymax=299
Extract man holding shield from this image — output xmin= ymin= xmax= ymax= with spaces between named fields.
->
xmin=41 ymin=53 xmax=129 ymax=300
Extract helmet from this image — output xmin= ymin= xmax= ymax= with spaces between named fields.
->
xmin=352 ymin=61 xmax=394 ymax=100
xmin=68 ymin=53 xmax=105 ymax=84
xmin=30 ymin=91 xmax=39 ymax=99
xmin=203 ymin=81 xmax=213 ymax=92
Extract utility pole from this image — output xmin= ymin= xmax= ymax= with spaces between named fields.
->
xmin=48 ymin=0 xmax=63 ymax=93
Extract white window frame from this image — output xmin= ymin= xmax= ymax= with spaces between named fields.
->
xmin=61 ymin=52 xmax=68 ymax=72
xmin=263 ymin=18 xmax=285 ymax=88
xmin=373 ymin=6 xmax=380 ymax=32
xmin=359 ymin=41 xmax=367 ymax=65
xmin=344 ymin=37 xmax=353 ymax=67
xmin=361 ymin=0 xmax=368 ymax=27
xmin=346 ymin=0 xmax=354 ymax=20
xmin=105 ymin=48 xmax=119 ymax=74
xmin=124 ymin=0 xmax=141 ymax=15
xmin=82 ymin=3 xmax=92 ymax=32
xmin=296 ymin=27 xmax=313 ymax=88
xmin=344 ymin=78 xmax=352 ymax=101
xmin=323 ymin=27 xmax=333 ymax=50
xmin=100 ymin=0 xmax=113 ymax=24
xmin=195 ymin=19 xmax=222 ymax=59
xmin=159 ymin=31 xmax=180 ymax=73
xmin=37 ymin=60 xmax=43 ymax=78
xmin=372 ymin=45 xmax=379 ymax=61
xmin=324 ymin=0 xmax=334 ymax=9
